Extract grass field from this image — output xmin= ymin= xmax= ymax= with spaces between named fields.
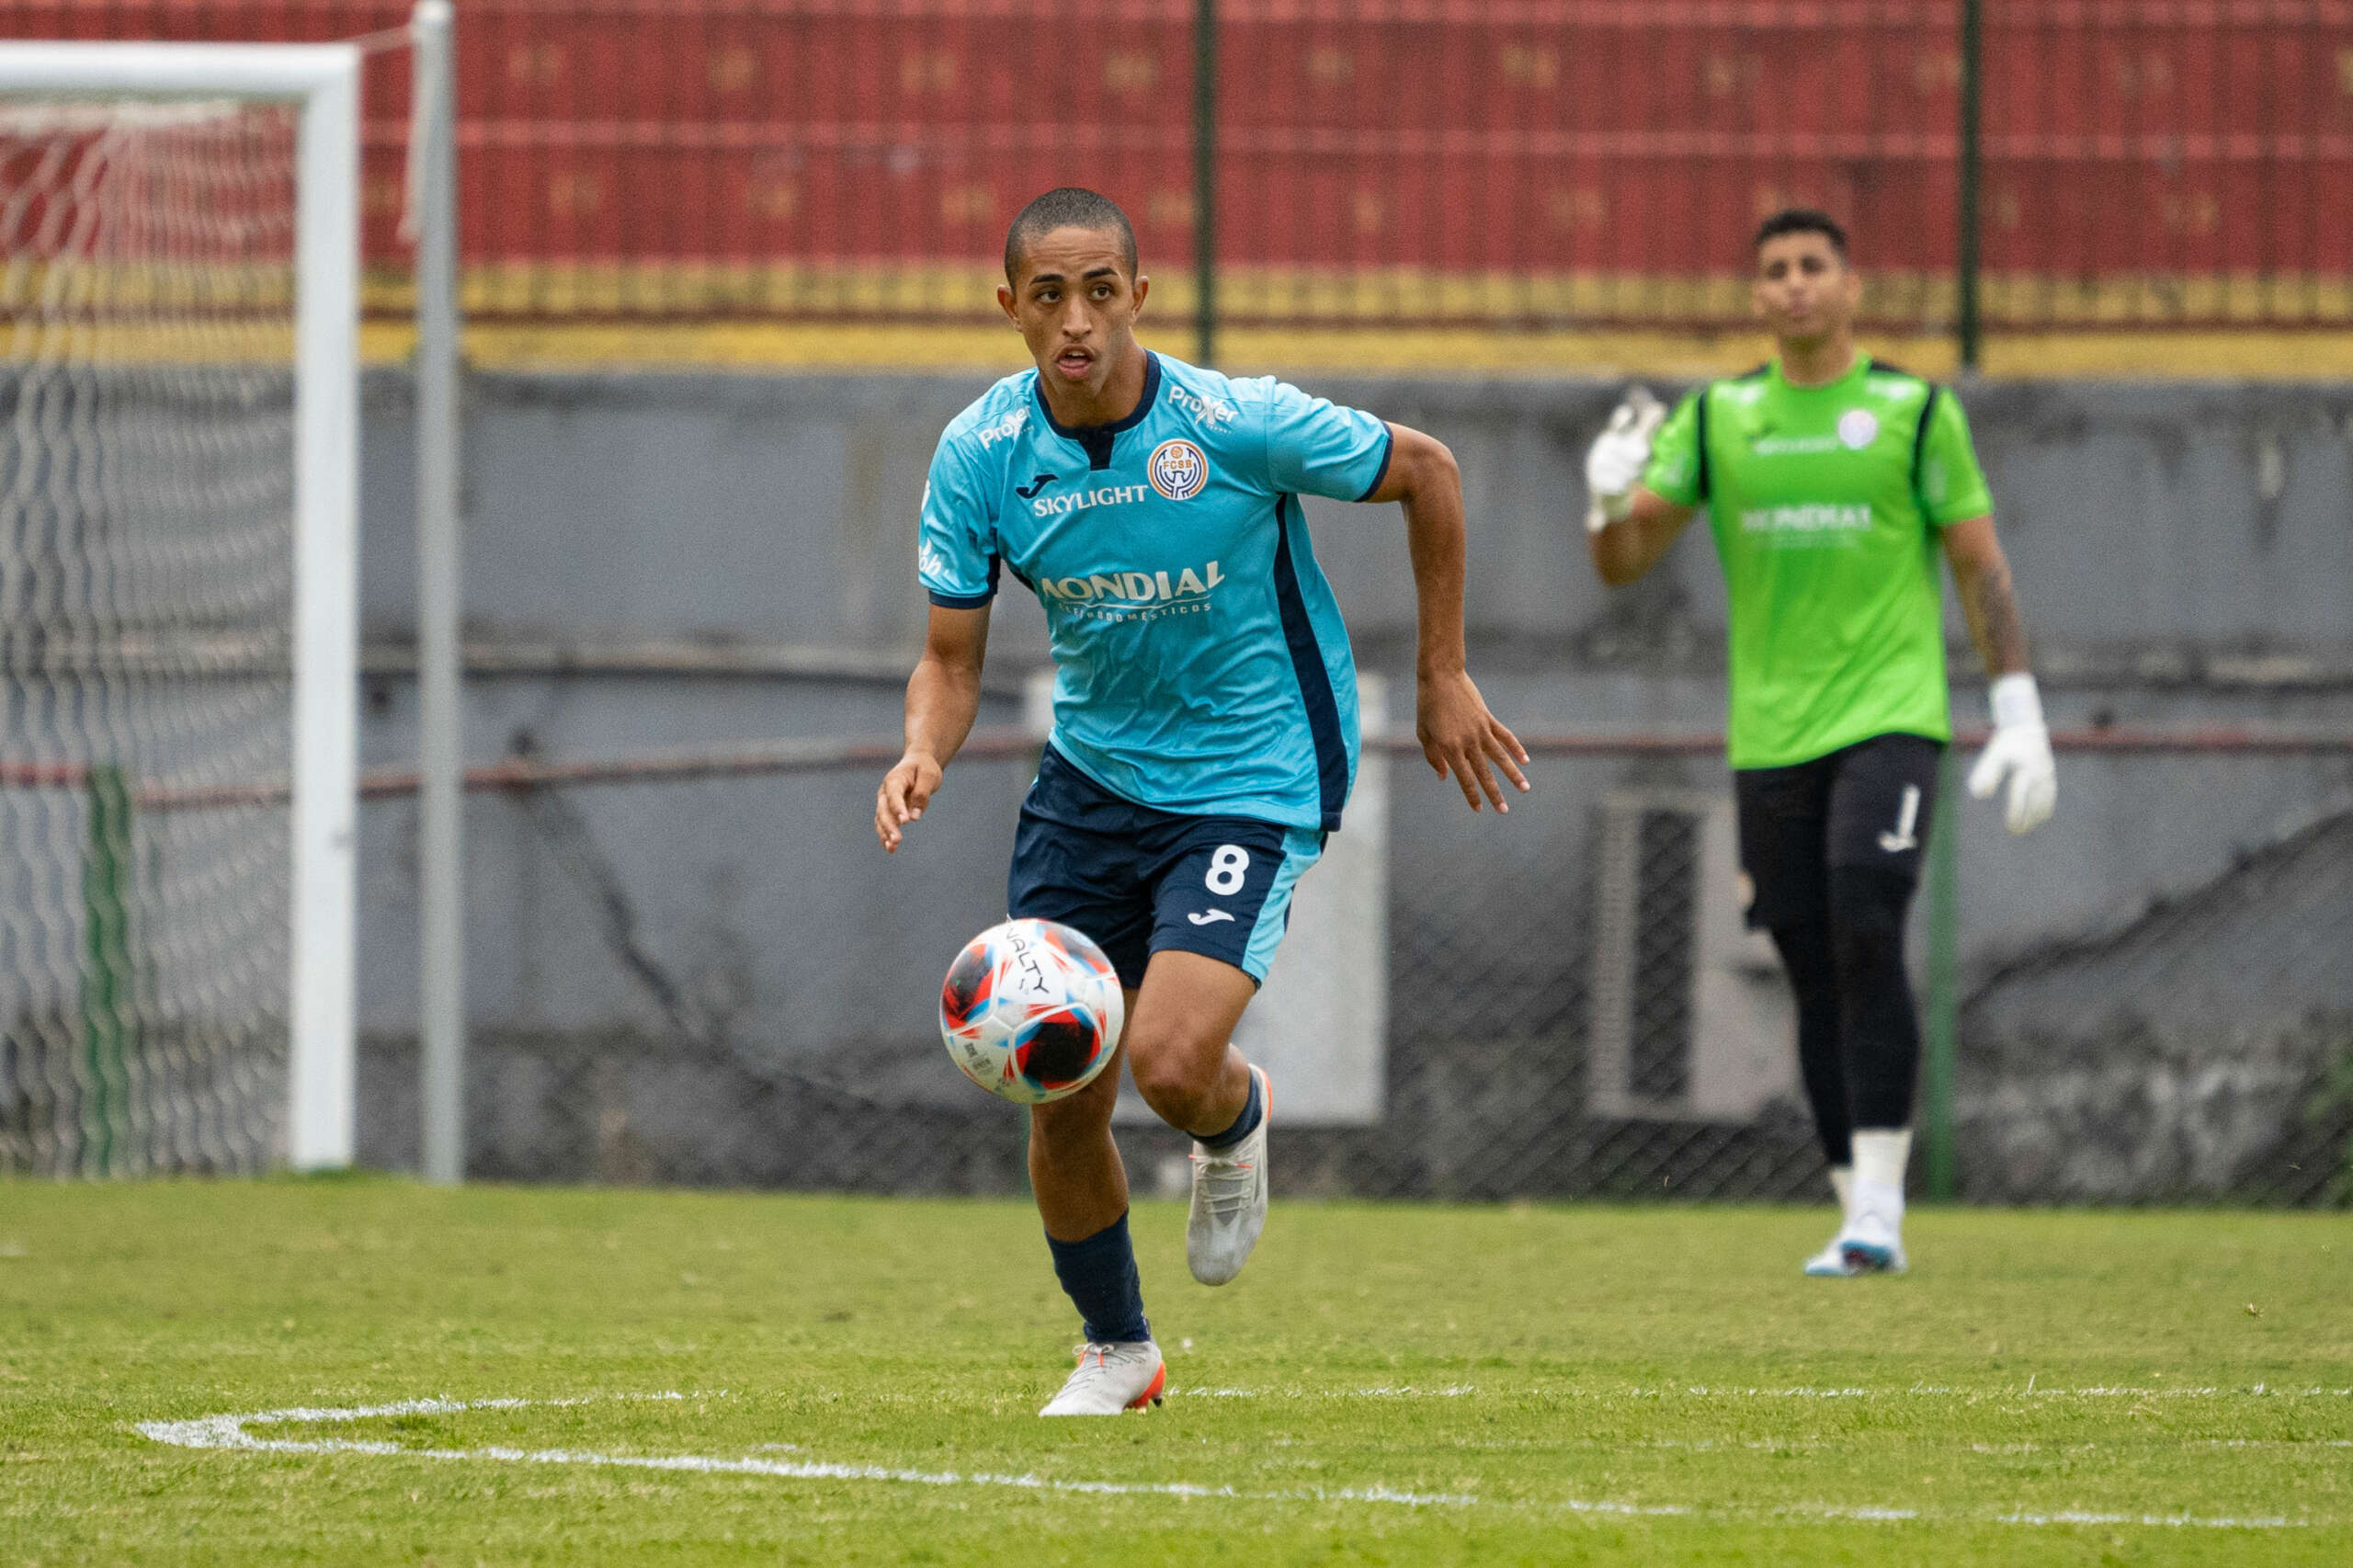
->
xmin=2 ymin=1180 xmax=2347 ymax=1566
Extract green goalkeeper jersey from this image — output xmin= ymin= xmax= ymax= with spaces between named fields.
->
xmin=1643 ymin=355 xmax=1994 ymax=769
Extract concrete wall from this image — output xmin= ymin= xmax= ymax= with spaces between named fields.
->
xmin=359 ymin=369 xmax=2353 ymax=671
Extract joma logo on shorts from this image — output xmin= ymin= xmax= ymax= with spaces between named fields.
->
xmin=1036 ymin=561 xmax=1225 ymax=607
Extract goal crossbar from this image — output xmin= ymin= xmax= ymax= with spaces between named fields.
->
xmin=0 ymin=40 xmax=362 ymax=1171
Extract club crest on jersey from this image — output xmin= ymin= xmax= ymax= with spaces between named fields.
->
xmin=1837 ymin=409 xmax=1880 ymax=449
xmin=1148 ymin=438 xmax=1210 ymax=501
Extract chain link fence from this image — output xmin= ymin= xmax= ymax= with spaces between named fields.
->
xmin=6 ymin=1 xmax=2350 ymax=350
xmin=321 ymin=726 xmax=2353 ymax=1205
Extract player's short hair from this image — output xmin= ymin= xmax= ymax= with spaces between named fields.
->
xmin=1753 ymin=208 xmax=1850 ymax=259
xmin=1004 ymin=187 xmax=1139 ymax=284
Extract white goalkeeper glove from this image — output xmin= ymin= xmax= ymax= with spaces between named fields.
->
xmin=1968 ymin=673 xmax=2057 ymax=835
xmin=1584 ymin=386 xmax=1665 ymax=534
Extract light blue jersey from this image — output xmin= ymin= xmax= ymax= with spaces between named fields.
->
xmin=918 ymin=352 xmax=1392 ymax=832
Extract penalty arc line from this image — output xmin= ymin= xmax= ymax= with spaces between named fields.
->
xmin=133 ymin=1393 xmax=2317 ymax=1531
xmin=136 ymin=1394 xmax=1485 ymax=1511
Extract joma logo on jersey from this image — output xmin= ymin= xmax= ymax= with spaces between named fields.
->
xmin=1036 ymin=560 xmax=1225 ymax=607
xmin=1148 ymin=438 xmax=1210 ymax=501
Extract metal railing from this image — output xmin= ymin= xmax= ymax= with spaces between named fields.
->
xmin=6 ymin=2 xmax=2350 ymax=362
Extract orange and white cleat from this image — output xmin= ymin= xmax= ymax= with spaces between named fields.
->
xmin=1187 ymin=1065 xmax=1271 ymax=1286
xmin=1039 ymin=1339 xmax=1165 ymax=1416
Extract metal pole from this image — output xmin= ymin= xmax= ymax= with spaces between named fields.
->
xmin=1922 ymin=745 xmax=1961 ymax=1201
xmin=1955 ymin=0 xmax=1984 ymax=372
xmin=412 ymin=0 xmax=467 ymax=1186
xmin=81 ymin=765 xmax=132 ymax=1176
xmin=1192 ymin=0 xmax=1217 ymax=368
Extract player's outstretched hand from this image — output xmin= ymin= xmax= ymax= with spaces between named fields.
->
xmin=875 ymin=751 xmax=944 ymax=853
xmin=1417 ymin=669 xmax=1530 ymax=814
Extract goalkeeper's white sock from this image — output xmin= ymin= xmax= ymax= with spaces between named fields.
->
xmin=1850 ymin=1129 xmax=1912 ymax=1223
xmin=1830 ymin=1165 xmax=1854 ymax=1218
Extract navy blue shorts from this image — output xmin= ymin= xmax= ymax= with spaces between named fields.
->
xmin=1008 ymin=744 xmax=1324 ymax=990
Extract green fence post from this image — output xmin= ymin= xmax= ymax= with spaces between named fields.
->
xmin=1922 ymin=746 xmax=1961 ymax=1201
xmin=1192 ymin=0 xmax=1219 ymax=368
xmin=81 ymin=764 xmax=133 ymax=1177
xmin=1956 ymin=0 xmax=1984 ymax=372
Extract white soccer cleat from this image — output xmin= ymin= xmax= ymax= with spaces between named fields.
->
xmin=1802 ymin=1234 xmax=1858 ymax=1277
xmin=1187 ymin=1065 xmax=1271 ymax=1286
xmin=1039 ymin=1339 xmax=1165 ymax=1416
xmin=1837 ymin=1204 xmax=1909 ymax=1275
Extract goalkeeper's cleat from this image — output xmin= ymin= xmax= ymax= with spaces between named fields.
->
xmin=1039 ymin=1339 xmax=1165 ymax=1416
xmin=1803 ymin=1234 xmax=1859 ymax=1277
xmin=1837 ymin=1204 xmax=1909 ymax=1275
xmin=1187 ymin=1065 xmax=1271 ymax=1286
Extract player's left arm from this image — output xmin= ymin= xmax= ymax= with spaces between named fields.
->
xmin=1361 ymin=423 xmax=1531 ymax=813
xmin=1939 ymin=516 xmax=2029 ymax=678
xmin=1927 ymin=390 xmax=2055 ymax=834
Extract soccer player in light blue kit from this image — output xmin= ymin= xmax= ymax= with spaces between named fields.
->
xmin=876 ymin=189 xmax=1529 ymax=1415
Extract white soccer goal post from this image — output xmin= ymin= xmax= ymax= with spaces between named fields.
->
xmin=0 ymin=40 xmax=362 ymax=1172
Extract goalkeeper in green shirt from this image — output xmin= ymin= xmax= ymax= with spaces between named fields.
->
xmin=1584 ymin=209 xmax=2056 ymax=1277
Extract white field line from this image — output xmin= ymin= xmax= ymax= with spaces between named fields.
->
xmin=1171 ymin=1385 xmax=1476 ymax=1399
xmin=1197 ymin=1382 xmax=2352 ymax=1403
xmin=135 ymin=1394 xmax=1483 ymax=1511
xmin=132 ymin=1393 xmax=2324 ymax=1532
xmin=1626 ymin=1385 xmax=2353 ymax=1401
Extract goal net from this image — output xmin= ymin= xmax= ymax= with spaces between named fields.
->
xmin=0 ymin=50 xmax=360 ymax=1176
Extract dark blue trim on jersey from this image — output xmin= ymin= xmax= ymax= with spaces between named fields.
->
xmin=1031 ymin=352 xmax=1165 ymax=471
xmin=1271 ymin=494 xmax=1349 ymax=831
xmin=927 ymin=551 xmax=1000 ymax=608
xmin=1352 ymin=424 xmax=1396 ymax=502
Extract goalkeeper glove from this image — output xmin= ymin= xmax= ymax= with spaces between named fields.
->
xmin=1584 ymin=386 xmax=1665 ymax=534
xmin=1968 ymin=673 xmax=2057 ymax=835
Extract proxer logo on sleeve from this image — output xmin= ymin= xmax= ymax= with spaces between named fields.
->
xmin=1148 ymin=438 xmax=1209 ymax=500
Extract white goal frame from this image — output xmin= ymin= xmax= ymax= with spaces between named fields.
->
xmin=0 ymin=42 xmax=362 ymax=1169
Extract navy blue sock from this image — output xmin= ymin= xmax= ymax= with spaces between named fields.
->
xmin=1196 ymin=1067 xmax=1263 ymax=1151
xmin=1044 ymin=1210 xmax=1150 ymax=1345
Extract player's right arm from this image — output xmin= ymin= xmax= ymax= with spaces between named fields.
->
xmin=877 ymin=604 xmax=990 ymax=853
xmin=1584 ymin=387 xmax=1700 ymax=585
xmin=879 ymin=432 xmax=1002 ymax=853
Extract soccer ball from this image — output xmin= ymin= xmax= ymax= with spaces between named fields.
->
xmin=938 ymin=918 xmax=1124 ymax=1104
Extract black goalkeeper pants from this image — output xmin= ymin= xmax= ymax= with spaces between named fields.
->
xmin=1733 ymin=733 xmax=1943 ymax=1168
